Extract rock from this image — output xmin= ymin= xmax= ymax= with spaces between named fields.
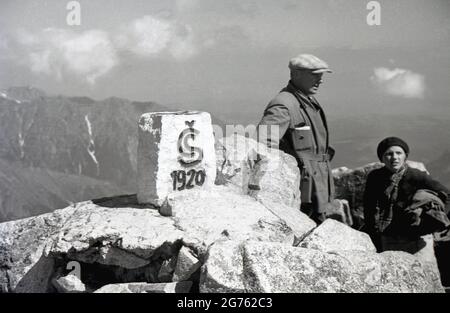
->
xmin=14 ymin=256 xmax=55 ymax=293
xmin=434 ymin=229 xmax=450 ymax=287
xmin=52 ymin=273 xmax=86 ymax=293
xmin=217 ymin=134 xmax=300 ymax=206
xmin=215 ymin=134 xmax=254 ymax=193
xmin=159 ymin=195 xmax=175 ymax=217
xmin=137 ymin=111 xmax=216 ymax=206
xmin=199 ymin=241 xmax=246 ymax=293
xmin=323 ymin=199 xmax=353 ymax=226
xmin=48 ymin=200 xmax=184 ymax=269
xmin=332 ymin=161 xmax=429 ymax=229
xmin=214 ymin=140 xmax=232 ymax=186
xmin=411 ymin=234 xmax=443 ymax=291
xmin=158 ymin=257 xmax=177 ymax=283
xmin=4 ymin=123 xmax=439 ymax=294
xmin=406 ymin=161 xmax=429 ymax=174
xmin=0 ymin=186 xmax=298 ymax=292
xmin=201 ymin=240 xmax=444 ymax=293
xmin=216 ymin=134 xmax=314 ymax=242
xmin=256 ymin=200 xmax=316 ymax=245
xmin=246 ymin=141 xmax=301 ymax=210
xmin=298 ymin=219 xmax=376 ymax=252
xmin=0 ymin=207 xmax=74 ymax=292
xmin=173 ymin=247 xmax=201 ymax=282
xmin=94 ymin=281 xmax=192 ymax=293
xmin=162 ymin=186 xmax=298 ymax=254
xmin=332 ymin=250 xmax=444 ymax=293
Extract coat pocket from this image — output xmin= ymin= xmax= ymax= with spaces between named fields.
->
xmin=291 ymin=127 xmax=313 ymax=152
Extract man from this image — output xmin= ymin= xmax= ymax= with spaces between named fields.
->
xmin=258 ymin=54 xmax=335 ymax=223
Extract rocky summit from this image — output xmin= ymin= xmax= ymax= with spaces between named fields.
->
xmin=0 ymin=135 xmax=446 ymax=293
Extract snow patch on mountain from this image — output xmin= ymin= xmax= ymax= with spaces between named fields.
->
xmin=18 ymin=132 xmax=25 ymax=159
xmin=84 ymin=115 xmax=99 ymax=175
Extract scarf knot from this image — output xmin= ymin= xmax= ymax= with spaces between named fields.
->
xmin=378 ymin=163 xmax=408 ymax=232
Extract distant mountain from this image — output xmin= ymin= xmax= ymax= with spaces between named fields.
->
xmin=0 ymin=158 xmax=122 ymax=222
xmin=0 ymin=86 xmax=225 ymax=222
xmin=1 ymin=86 xmax=47 ymax=102
xmin=1 ymin=87 xmax=447 ymax=221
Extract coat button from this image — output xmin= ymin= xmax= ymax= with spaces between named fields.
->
xmin=299 ymin=136 xmax=304 ymax=139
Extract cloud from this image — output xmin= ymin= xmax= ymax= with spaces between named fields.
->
xmin=176 ymin=0 xmax=200 ymax=13
xmin=15 ymin=28 xmax=118 ymax=84
xmin=115 ymin=15 xmax=198 ymax=61
xmin=371 ymin=67 xmax=425 ymax=99
xmin=4 ymin=15 xmax=201 ymax=85
xmin=116 ymin=16 xmax=173 ymax=56
xmin=0 ymin=34 xmax=10 ymax=60
xmin=169 ymin=25 xmax=198 ymax=60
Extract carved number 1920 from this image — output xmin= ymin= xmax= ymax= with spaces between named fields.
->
xmin=171 ymin=169 xmax=206 ymax=191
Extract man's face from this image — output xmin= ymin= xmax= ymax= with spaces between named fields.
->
xmin=291 ymin=70 xmax=324 ymax=95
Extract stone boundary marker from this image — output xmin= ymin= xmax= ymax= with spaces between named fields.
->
xmin=137 ymin=111 xmax=216 ymax=206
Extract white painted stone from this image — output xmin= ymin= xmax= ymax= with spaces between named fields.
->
xmin=137 ymin=111 xmax=216 ymax=206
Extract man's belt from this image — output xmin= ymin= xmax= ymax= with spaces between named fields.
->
xmin=297 ymin=152 xmax=330 ymax=162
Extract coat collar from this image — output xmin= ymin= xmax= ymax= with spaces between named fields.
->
xmin=286 ymin=81 xmax=321 ymax=110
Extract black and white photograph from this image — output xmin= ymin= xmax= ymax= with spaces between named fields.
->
xmin=0 ymin=0 xmax=449 ymax=302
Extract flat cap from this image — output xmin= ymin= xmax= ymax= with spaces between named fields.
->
xmin=288 ymin=54 xmax=332 ymax=73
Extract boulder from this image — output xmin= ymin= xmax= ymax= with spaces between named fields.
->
xmin=158 ymin=257 xmax=177 ymax=283
xmin=434 ymin=229 xmax=450 ymax=287
xmin=48 ymin=200 xmax=184 ymax=269
xmin=216 ymin=135 xmax=314 ymax=241
xmin=255 ymin=200 xmax=316 ymax=244
xmin=215 ymin=134 xmax=256 ymax=193
xmin=0 ymin=184 xmax=308 ymax=292
xmin=200 ymin=240 xmax=444 ymax=293
xmin=173 ymin=247 xmax=201 ymax=282
xmin=157 ymin=186 xmax=305 ymax=253
xmin=246 ymin=141 xmax=301 ymax=210
xmin=52 ymin=273 xmax=86 ymax=293
xmin=216 ymin=134 xmax=300 ymax=208
xmin=298 ymin=219 xmax=376 ymax=252
xmin=199 ymin=241 xmax=246 ymax=293
xmin=0 ymin=207 xmax=75 ymax=292
xmin=411 ymin=234 xmax=443 ymax=291
xmin=323 ymin=199 xmax=353 ymax=226
xmin=94 ymin=281 xmax=192 ymax=293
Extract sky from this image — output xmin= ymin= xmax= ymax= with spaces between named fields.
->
xmin=0 ymin=0 xmax=449 ymax=125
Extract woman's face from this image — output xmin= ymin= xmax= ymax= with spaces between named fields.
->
xmin=382 ymin=146 xmax=407 ymax=172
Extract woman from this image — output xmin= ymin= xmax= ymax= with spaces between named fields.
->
xmin=363 ymin=137 xmax=449 ymax=253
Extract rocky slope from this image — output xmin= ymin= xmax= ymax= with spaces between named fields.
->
xmin=0 ymin=158 xmax=122 ymax=222
xmin=0 ymin=135 xmax=445 ymax=293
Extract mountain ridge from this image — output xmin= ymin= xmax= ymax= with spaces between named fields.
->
xmin=0 ymin=86 xmax=448 ymax=222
